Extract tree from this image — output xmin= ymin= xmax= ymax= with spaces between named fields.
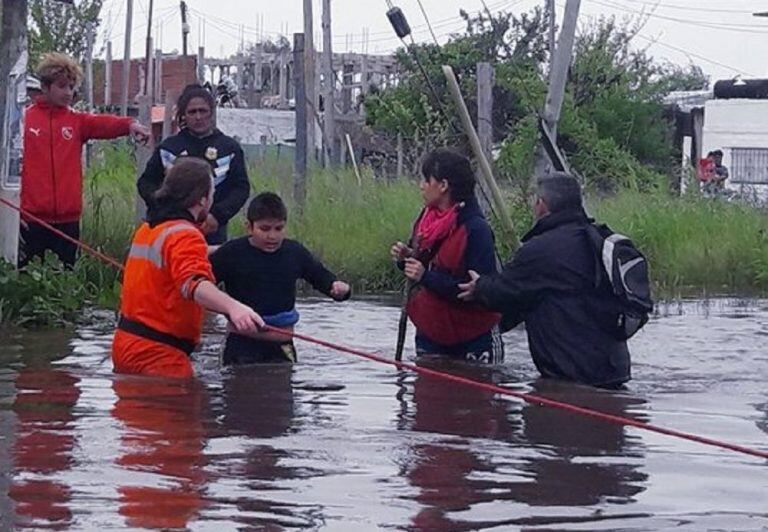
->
xmin=28 ymin=0 xmax=104 ymax=69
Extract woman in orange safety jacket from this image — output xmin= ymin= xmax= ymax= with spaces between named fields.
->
xmin=112 ymin=157 xmax=264 ymax=379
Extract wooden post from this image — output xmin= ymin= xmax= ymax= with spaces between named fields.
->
xmin=105 ymin=40 xmax=112 ymax=106
xmin=476 ymin=62 xmax=495 ymax=219
xmin=121 ymin=0 xmax=133 ymax=115
xmin=396 ymin=133 xmax=403 ymax=178
xmin=547 ymin=0 xmax=556 ymax=78
xmin=135 ymin=95 xmax=152 ymax=222
xmin=345 ymin=133 xmax=362 ymax=186
xmin=477 ymin=62 xmax=494 ymax=159
xmin=145 ymin=36 xmax=154 ymax=100
xmin=442 ymin=65 xmax=517 ymax=248
xmin=0 ymin=0 xmax=27 ymax=267
xmin=303 ymin=0 xmax=316 ymax=162
xmin=180 ymin=0 xmax=189 ymax=57
xmin=321 ymin=0 xmax=336 ymax=165
xmin=278 ymin=50 xmax=288 ymax=108
xmin=143 ymin=0 xmax=154 ymax=96
xmin=197 ymin=46 xmax=205 ymax=84
xmin=254 ymin=43 xmax=263 ymax=106
xmin=154 ymin=48 xmax=162 ymax=104
xmin=293 ymin=33 xmax=307 ymax=211
xmin=162 ymin=88 xmax=177 ymax=139
xmin=534 ymin=0 xmax=580 ymax=179
xmin=84 ymin=22 xmax=95 ymax=109
xmin=260 ymin=134 xmax=268 ymax=161
xmin=341 ymin=60 xmax=353 ymax=113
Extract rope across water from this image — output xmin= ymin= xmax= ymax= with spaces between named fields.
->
xmin=2 ymin=196 xmax=766 ymax=460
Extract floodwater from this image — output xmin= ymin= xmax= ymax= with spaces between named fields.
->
xmin=0 ymin=297 xmax=766 ymax=531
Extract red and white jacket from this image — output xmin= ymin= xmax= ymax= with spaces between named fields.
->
xmin=21 ymin=98 xmax=134 ymax=223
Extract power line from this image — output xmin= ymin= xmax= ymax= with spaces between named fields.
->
xmin=588 ymin=0 xmax=768 ymax=34
xmin=634 ymin=32 xmax=757 ymax=78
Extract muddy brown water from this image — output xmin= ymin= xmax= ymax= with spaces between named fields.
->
xmin=0 ymin=297 xmax=766 ymax=530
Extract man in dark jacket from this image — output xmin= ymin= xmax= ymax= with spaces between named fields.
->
xmin=458 ymin=173 xmax=630 ymax=388
xmin=138 ymin=85 xmax=249 ymax=245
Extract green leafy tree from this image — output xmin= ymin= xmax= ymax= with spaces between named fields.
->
xmin=28 ymin=0 xmax=104 ymax=69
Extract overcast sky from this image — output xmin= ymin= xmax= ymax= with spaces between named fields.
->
xmin=96 ymin=0 xmax=768 ymax=83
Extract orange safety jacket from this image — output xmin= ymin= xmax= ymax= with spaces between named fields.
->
xmin=112 ymin=219 xmax=214 ymax=378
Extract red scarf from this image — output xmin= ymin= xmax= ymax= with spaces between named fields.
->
xmin=415 ymin=204 xmax=459 ymax=253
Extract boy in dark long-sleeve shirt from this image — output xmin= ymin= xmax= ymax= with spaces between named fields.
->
xmin=210 ymin=193 xmax=351 ymax=365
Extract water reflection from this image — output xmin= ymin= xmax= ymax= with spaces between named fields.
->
xmin=400 ymin=362 xmax=649 ymax=529
xmin=401 ymin=361 xmax=520 ymax=530
xmin=10 ymin=369 xmax=80 ymax=529
xmin=206 ymin=365 xmax=323 ymax=529
xmin=512 ymin=380 xmax=648 ymax=509
xmin=111 ymin=376 xmax=209 ymax=529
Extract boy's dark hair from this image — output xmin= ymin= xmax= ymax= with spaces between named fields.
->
xmin=154 ymin=157 xmax=213 ymax=208
xmin=536 ymin=172 xmax=583 ymax=213
xmin=176 ymin=84 xmax=216 ymax=128
xmin=421 ymin=148 xmax=476 ymax=202
xmin=247 ymin=192 xmax=288 ymax=222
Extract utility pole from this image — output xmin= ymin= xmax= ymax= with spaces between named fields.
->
xmin=303 ymin=0 xmax=316 ymax=162
xmin=322 ymin=0 xmax=336 ymax=165
xmin=534 ymin=0 xmax=580 ymax=180
xmin=0 ymin=0 xmax=27 ymax=268
xmin=121 ymin=0 xmax=133 ymax=115
xmin=293 ymin=33 xmax=307 ymax=211
xmin=180 ymin=0 xmax=189 ymax=57
xmin=144 ymin=0 xmax=154 ymax=96
xmin=105 ymin=40 xmax=112 ymax=106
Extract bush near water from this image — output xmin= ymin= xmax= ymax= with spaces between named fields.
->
xmin=5 ymin=9 xmax=768 ymax=327
xmin=3 ymin=144 xmax=768 ymax=327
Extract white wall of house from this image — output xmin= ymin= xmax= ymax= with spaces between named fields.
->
xmin=703 ymin=99 xmax=768 ymax=188
xmin=216 ymin=108 xmax=296 ymax=145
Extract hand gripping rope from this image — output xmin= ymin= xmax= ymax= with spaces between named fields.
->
xmin=2 ymin=196 xmax=767 ymax=460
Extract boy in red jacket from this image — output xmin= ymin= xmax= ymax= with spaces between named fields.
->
xmin=20 ymin=52 xmax=150 ymax=267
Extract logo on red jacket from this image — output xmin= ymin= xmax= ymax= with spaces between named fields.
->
xmin=61 ymin=126 xmax=73 ymax=141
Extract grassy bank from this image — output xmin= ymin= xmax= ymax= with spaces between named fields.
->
xmin=592 ymin=192 xmax=768 ymax=294
xmin=3 ymin=144 xmax=768 ymax=326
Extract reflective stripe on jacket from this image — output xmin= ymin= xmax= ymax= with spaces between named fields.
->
xmin=118 ymin=220 xmax=214 ymax=348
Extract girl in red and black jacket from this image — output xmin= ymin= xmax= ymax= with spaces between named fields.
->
xmin=391 ymin=149 xmax=504 ymax=363
xmin=21 ymin=53 xmax=150 ymax=267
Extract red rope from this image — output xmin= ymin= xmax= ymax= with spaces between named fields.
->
xmin=0 ymin=197 xmax=125 ymax=271
xmin=2 ymin=196 xmax=766 ymax=460
xmin=264 ymin=325 xmax=768 ymax=460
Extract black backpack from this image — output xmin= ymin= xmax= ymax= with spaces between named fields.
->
xmin=586 ymin=223 xmax=654 ymax=340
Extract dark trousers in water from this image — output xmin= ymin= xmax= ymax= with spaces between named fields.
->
xmin=222 ymin=333 xmax=297 ymax=366
xmin=19 ymin=221 xmax=79 ymax=268
xmin=415 ymin=326 xmax=505 ymax=364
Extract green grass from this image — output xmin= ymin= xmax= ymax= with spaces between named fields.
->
xmin=591 ymin=191 xmax=768 ymax=294
xmin=5 ymin=144 xmax=768 ymax=327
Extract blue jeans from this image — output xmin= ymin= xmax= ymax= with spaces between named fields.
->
xmin=415 ymin=326 xmax=504 ymax=364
